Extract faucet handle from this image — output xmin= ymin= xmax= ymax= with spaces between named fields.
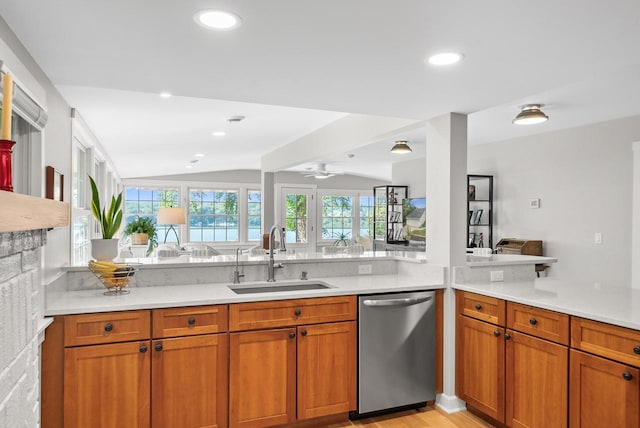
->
xmin=300 ymin=271 xmax=308 ymax=280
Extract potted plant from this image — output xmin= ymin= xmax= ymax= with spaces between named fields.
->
xmin=332 ymin=231 xmax=352 ymax=246
xmin=124 ymin=216 xmax=158 ymax=256
xmin=89 ymin=175 xmax=123 ymax=261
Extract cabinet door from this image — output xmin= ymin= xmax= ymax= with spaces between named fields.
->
xmin=506 ymin=330 xmax=568 ymax=428
xmin=152 ymin=334 xmax=228 ymax=428
xmin=297 ymin=321 xmax=356 ymax=419
xmin=229 ymin=329 xmax=296 ymax=428
xmin=64 ymin=341 xmax=151 ymax=428
xmin=570 ymin=349 xmax=640 ymax=428
xmin=457 ymin=316 xmax=505 ymax=422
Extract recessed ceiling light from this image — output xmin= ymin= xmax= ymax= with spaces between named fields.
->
xmin=159 ymin=92 xmax=172 ymax=98
xmin=194 ymin=153 xmax=205 ymax=157
xmin=227 ymin=115 xmax=245 ymax=123
xmin=212 ymin=131 xmax=226 ymax=137
xmin=427 ymin=52 xmax=464 ymax=66
xmin=194 ymin=10 xmax=242 ymax=30
xmin=185 ymin=165 xmax=194 ymax=169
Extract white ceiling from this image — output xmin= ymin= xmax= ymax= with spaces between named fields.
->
xmin=1 ymin=0 xmax=639 ymax=179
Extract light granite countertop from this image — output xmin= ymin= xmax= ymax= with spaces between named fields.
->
xmin=453 ymin=278 xmax=640 ymax=330
xmin=46 ymin=273 xmax=444 ymax=316
xmin=465 ymin=254 xmax=557 ymax=267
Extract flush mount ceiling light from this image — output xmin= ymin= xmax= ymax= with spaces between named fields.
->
xmin=513 ymin=104 xmax=549 ymax=126
xmin=427 ymin=52 xmax=464 ymax=66
xmin=390 ymin=140 xmax=413 ymax=154
xmin=194 ymin=10 xmax=242 ymax=30
xmin=159 ymin=92 xmax=172 ymax=98
xmin=212 ymin=131 xmax=226 ymax=137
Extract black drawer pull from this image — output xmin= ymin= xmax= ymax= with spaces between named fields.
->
xmin=301 ymin=330 xmax=307 ymax=337
xmin=104 ymin=323 xmax=113 ymax=332
xmin=493 ymin=331 xmax=500 ymax=337
xmin=475 ymin=304 xmax=482 ymax=311
xmin=155 ymin=343 xmax=163 ymax=352
xmin=188 ymin=317 xmax=196 ymax=325
xmin=634 ymin=346 xmax=640 ymax=355
xmin=623 ymin=372 xmax=633 ymax=381
xmin=505 ymin=333 xmax=512 ymax=340
xmin=289 ymin=332 xmax=296 ymax=339
xmin=139 ymin=345 xmax=147 ymax=353
xmin=529 ymin=318 xmax=538 ymax=326
xmin=294 ymin=309 xmax=302 ymax=316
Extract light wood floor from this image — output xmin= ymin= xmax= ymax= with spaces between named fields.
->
xmin=279 ymin=406 xmax=495 ymax=428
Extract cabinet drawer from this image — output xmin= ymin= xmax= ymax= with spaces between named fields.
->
xmin=507 ymin=302 xmax=569 ymax=345
xmin=64 ymin=310 xmax=150 ymax=347
xmin=229 ymin=296 xmax=356 ymax=331
xmin=152 ymin=305 xmax=228 ymax=338
xmin=457 ymin=291 xmax=505 ymax=326
xmin=572 ymin=317 xmax=640 ymax=367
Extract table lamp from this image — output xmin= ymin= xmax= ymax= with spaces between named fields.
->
xmin=157 ymin=207 xmax=186 ymax=246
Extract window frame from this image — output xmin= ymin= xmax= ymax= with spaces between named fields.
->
xmin=316 ymin=189 xmax=374 ymax=244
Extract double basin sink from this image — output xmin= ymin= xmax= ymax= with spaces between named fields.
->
xmin=229 ymin=281 xmax=331 ymax=294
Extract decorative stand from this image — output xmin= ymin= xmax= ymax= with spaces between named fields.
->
xmin=0 ymin=139 xmax=16 ymax=192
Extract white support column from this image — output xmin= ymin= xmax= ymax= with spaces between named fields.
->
xmin=261 ymin=171 xmax=275 ymax=233
xmin=632 ymin=142 xmax=640 ymax=289
xmin=426 ymin=113 xmax=468 ymax=413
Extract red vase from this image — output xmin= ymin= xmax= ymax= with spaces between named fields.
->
xmin=0 ymin=139 xmax=15 ymax=192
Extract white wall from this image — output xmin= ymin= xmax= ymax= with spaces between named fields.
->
xmin=469 ymin=115 xmax=640 ymax=285
xmin=391 ymin=158 xmax=426 ymax=198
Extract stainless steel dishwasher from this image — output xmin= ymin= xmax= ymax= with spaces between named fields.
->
xmin=352 ymin=290 xmax=436 ymax=417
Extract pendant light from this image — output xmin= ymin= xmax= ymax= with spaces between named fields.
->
xmin=513 ymin=104 xmax=549 ymax=125
xmin=390 ymin=140 xmax=412 ymax=154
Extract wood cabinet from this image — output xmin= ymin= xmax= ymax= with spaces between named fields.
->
xmin=64 ymin=340 xmax=151 ymax=428
xmin=456 ymin=291 xmax=569 ymax=427
xmin=569 ymin=349 xmax=639 ymax=428
xmin=228 ymin=297 xmax=357 ymax=427
xmin=152 ymin=334 xmax=228 ymax=428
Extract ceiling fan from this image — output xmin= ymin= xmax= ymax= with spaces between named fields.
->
xmin=302 ymin=163 xmax=343 ymax=180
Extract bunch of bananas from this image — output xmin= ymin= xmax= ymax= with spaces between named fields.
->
xmin=88 ymin=260 xmax=134 ymax=289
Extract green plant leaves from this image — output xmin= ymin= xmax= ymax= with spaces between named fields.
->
xmin=89 ymin=174 xmax=123 ymax=239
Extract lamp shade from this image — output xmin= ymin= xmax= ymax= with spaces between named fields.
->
xmin=513 ymin=104 xmax=549 ymax=125
xmin=157 ymin=207 xmax=186 ymax=225
xmin=390 ymin=140 xmax=412 ymax=154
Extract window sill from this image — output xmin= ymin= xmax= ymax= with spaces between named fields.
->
xmin=0 ymin=190 xmax=70 ymax=232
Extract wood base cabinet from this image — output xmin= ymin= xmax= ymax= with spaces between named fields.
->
xmin=64 ymin=341 xmax=151 ymax=428
xmin=569 ymin=349 xmax=639 ymax=428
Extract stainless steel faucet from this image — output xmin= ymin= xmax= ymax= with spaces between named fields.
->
xmin=267 ymin=225 xmax=285 ymax=282
xmin=233 ymin=247 xmax=245 ymax=284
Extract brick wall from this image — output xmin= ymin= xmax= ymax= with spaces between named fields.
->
xmin=0 ymin=230 xmax=47 ymax=427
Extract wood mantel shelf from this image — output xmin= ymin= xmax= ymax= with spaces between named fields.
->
xmin=0 ymin=190 xmax=70 ymax=233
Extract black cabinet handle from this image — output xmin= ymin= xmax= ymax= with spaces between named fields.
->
xmin=294 ymin=309 xmax=302 ymax=316
xmin=475 ymin=304 xmax=482 ymax=311
xmin=634 ymin=346 xmax=640 ymax=355
xmin=155 ymin=343 xmax=163 ymax=352
xmin=623 ymin=372 xmax=633 ymax=381
xmin=301 ymin=330 xmax=307 ymax=337
xmin=104 ymin=323 xmax=113 ymax=332
xmin=493 ymin=330 xmax=500 ymax=337
xmin=139 ymin=345 xmax=147 ymax=353
xmin=529 ymin=318 xmax=538 ymax=326
xmin=505 ymin=333 xmax=512 ymax=340
xmin=188 ymin=317 xmax=196 ymax=325
xmin=289 ymin=332 xmax=296 ymax=339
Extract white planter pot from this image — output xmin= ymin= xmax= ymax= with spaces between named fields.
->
xmin=91 ymin=238 xmax=119 ymax=261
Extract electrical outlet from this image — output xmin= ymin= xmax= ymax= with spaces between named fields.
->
xmin=490 ymin=270 xmax=504 ymax=282
xmin=594 ymin=232 xmax=602 ymax=244
xmin=358 ymin=264 xmax=372 ymax=274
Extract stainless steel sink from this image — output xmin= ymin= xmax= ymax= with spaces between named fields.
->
xmin=229 ymin=282 xmax=330 ymax=294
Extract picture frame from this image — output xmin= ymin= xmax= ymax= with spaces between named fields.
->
xmin=468 ymin=210 xmax=473 ymax=224
xmin=473 ymin=209 xmax=483 ymax=225
xmin=468 ymin=185 xmax=476 ymax=201
xmin=468 ymin=232 xmax=476 ymax=247
xmin=45 ymin=166 xmax=64 ymax=201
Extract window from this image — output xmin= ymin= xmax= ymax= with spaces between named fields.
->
xmin=359 ymin=195 xmax=374 ymax=238
xmin=285 ymin=192 xmax=310 ymax=243
xmin=71 ymin=142 xmax=91 ymax=265
xmin=321 ymin=196 xmax=353 ymax=240
xmin=72 ymin=144 xmax=87 ymax=209
xmin=247 ymin=190 xmax=262 ymax=241
xmin=188 ymin=189 xmax=239 ymax=242
xmin=124 ymin=187 xmax=179 ymax=243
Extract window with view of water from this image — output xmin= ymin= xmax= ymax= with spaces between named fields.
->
xmin=124 ymin=187 xmax=179 ymax=243
xmin=189 ymin=189 xmax=239 ymax=242
xmin=321 ymin=196 xmax=353 ymax=241
xmin=247 ymin=190 xmax=262 ymax=241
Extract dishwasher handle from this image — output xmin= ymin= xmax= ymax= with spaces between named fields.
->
xmin=362 ymin=296 xmax=432 ymax=307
